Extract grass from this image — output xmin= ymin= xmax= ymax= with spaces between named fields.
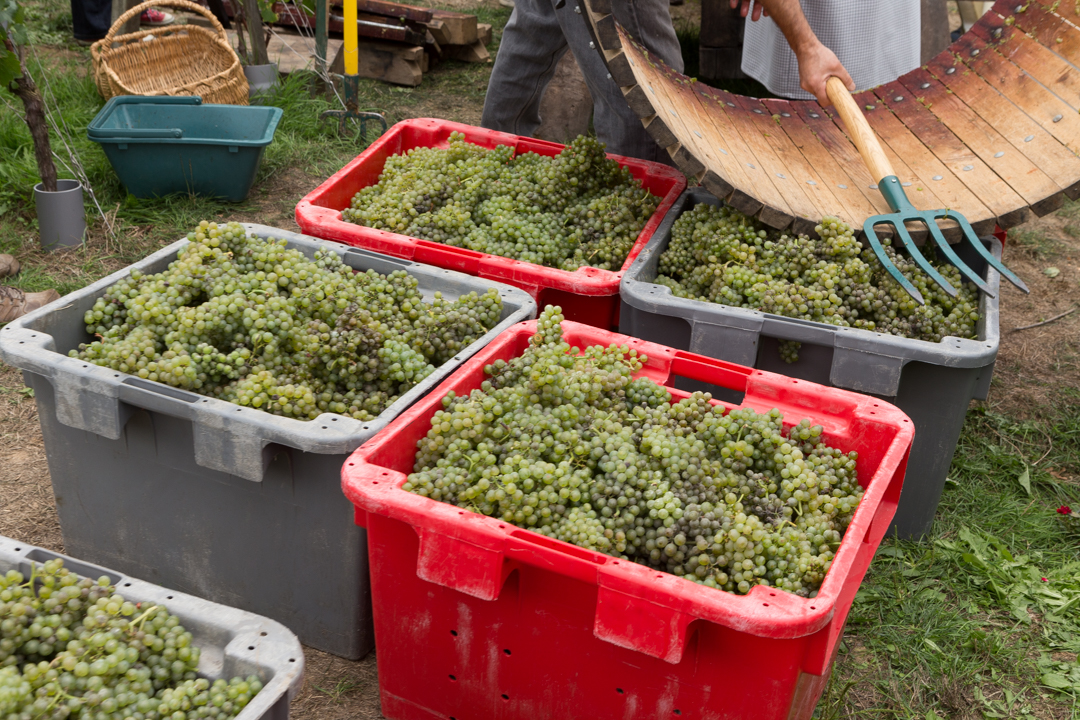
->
xmin=815 ymin=403 xmax=1080 ymax=719
xmin=1 ymin=0 xmax=1079 ymax=718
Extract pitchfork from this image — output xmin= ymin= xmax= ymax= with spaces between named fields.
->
xmin=825 ymin=77 xmax=1030 ymax=305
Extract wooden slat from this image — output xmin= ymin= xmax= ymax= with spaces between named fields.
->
xmin=924 ymin=51 xmax=1080 ymax=200
xmin=789 ymin=101 xmax=935 ymax=243
xmin=615 ymin=34 xmax=740 ymax=192
xmin=855 ymin=90 xmax=998 ymax=237
xmin=1027 ymin=0 xmax=1080 ymax=28
xmin=700 ymin=87 xmax=804 ymax=227
xmin=953 ymin=28 xmax=1080 ymax=159
xmin=898 ymin=67 xmax=1072 ymax=213
xmin=873 ymin=80 xmax=1032 ymax=227
xmin=617 ymin=33 xmax=779 ymax=220
xmin=728 ymin=94 xmax=824 ymax=233
xmin=761 ymin=98 xmax=871 ymax=228
xmin=978 ymin=12 xmax=1080 ymax=112
xmin=356 ymin=0 xmax=432 ymax=23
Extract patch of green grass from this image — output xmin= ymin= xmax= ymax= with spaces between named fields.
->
xmin=815 ymin=401 xmax=1080 ymax=719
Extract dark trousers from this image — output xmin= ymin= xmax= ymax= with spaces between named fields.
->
xmin=71 ymin=0 xmax=113 ymax=41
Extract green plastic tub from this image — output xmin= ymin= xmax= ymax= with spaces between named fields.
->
xmin=88 ymin=96 xmax=282 ymax=202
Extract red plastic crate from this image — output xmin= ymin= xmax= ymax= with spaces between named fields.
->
xmin=341 ymin=321 xmax=914 ymax=720
xmin=295 ymin=119 xmax=686 ymax=330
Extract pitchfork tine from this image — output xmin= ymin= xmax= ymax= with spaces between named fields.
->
xmin=825 ymin=77 xmax=1029 ymax=301
xmin=862 ymin=219 xmax=926 ymax=305
xmin=925 ymin=218 xmax=992 ymax=297
xmin=953 ymin=215 xmax=1030 ymax=294
xmin=893 ymin=220 xmax=958 ymax=298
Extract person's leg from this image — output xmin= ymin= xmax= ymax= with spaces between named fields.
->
xmin=481 ymin=0 xmax=571 ymax=137
xmin=71 ymin=0 xmax=112 ymax=41
xmin=556 ymin=0 xmax=683 ymax=164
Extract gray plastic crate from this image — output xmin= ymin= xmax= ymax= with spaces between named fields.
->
xmin=620 ymin=188 xmax=1001 ymax=539
xmin=0 ymin=534 xmax=304 ymax=720
xmin=0 ymin=224 xmax=536 ymax=658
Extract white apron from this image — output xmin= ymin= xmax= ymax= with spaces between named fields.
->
xmin=740 ymin=0 xmax=921 ymax=100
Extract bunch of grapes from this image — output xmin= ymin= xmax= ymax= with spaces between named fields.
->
xmin=403 ymin=306 xmax=864 ymax=598
xmin=0 ymin=559 xmax=262 ymax=720
xmin=70 ymin=221 xmax=504 ymax=422
xmin=341 ymin=133 xmax=660 ymax=271
xmin=654 ymin=205 xmax=981 ymax=361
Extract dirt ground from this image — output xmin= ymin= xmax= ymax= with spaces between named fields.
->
xmin=3 ymin=2 xmax=1078 ymax=718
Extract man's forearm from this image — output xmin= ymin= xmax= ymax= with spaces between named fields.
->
xmin=755 ymin=0 xmax=817 ymax=55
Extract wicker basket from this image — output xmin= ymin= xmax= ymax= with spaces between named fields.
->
xmin=91 ymin=0 xmax=249 ymax=106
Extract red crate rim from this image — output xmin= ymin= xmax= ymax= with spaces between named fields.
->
xmin=296 ymin=118 xmax=687 ymax=296
xmin=342 ymin=320 xmax=914 ymax=652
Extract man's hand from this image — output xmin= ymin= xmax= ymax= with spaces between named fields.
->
xmin=753 ymin=0 xmax=855 ymax=105
xmin=796 ymin=42 xmax=854 ymax=105
xmin=729 ymin=0 xmax=767 ymax=21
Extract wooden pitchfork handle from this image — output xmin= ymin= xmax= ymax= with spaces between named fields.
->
xmin=825 ymin=76 xmax=894 ymax=185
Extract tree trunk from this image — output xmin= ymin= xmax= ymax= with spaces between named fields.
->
xmin=3 ymin=38 xmax=56 ymax=192
xmin=243 ymin=0 xmax=269 ymax=66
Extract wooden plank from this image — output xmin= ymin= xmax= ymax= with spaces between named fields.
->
xmin=787 ymin=100 xmax=909 ymax=236
xmin=329 ymin=39 xmax=423 ymax=86
xmin=442 ymin=39 xmax=490 ymax=63
xmin=924 ymin=50 xmax=1080 ymax=200
xmin=478 ymin=23 xmax=492 ymax=46
xmin=852 ymin=89 xmax=997 ymax=237
xmin=729 ymin=94 xmax=827 ymax=234
xmin=898 ymin=66 xmax=1070 ymax=214
xmin=952 ymin=28 xmax=1080 ymax=161
xmin=617 ymin=29 xmax=772 ymax=219
xmin=698 ymin=86 xmax=802 ymax=227
xmin=426 ymin=9 xmax=477 ymax=45
xmin=632 ymin=59 xmax=756 ymax=210
xmin=762 ymin=98 xmax=876 ymax=229
xmin=356 ymin=0 xmax=432 ymax=23
xmin=977 ymin=11 xmax=1080 ymax=112
xmin=821 ymin=94 xmax=962 ymax=242
xmin=873 ymin=80 xmax=1032 ymax=227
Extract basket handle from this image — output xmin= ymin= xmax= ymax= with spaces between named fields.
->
xmin=104 ymin=0 xmax=230 ymax=46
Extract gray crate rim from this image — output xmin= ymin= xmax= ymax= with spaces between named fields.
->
xmin=620 ymin=188 xmax=1001 ymax=397
xmin=0 ymin=535 xmax=304 ymax=720
xmin=0 ymin=223 xmax=536 ymax=482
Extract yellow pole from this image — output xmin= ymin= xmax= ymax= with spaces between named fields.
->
xmin=344 ymin=0 xmax=358 ymax=75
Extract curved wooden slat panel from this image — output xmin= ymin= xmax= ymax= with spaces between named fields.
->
xmin=580 ymin=0 xmax=1080 ymax=240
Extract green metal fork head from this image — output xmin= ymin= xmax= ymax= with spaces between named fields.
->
xmin=320 ymin=74 xmax=388 ymax=141
xmin=864 ymin=176 xmax=1030 ymax=306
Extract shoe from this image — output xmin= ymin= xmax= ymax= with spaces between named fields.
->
xmin=0 ymin=287 xmax=61 ymax=323
xmin=498 ymin=0 xmax=514 ymax=8
xmin=140 ymin=8 xmax=175 ymax=25
xmin=0 ymin=255 xmax=20 ymax=279
xmin=74 ymin=36 xmax=105 ymax=46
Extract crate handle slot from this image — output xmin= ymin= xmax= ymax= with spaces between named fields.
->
xmin=413 ymin=242 xmax=482 ymax=274
xmin=594 ymin=586 xmax=694 ymax=663
xmin=416 ymin=528 xmax=513 ymax=601
xmin=668 ymin=352 xmax=750 ymax=392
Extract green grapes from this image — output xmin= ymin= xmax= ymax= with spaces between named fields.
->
xmin=69 ymin=221 xmax=504 ymax=422
xmin=341 ymin=133 xmax=660 ymax=271
xmin=0 ymin=559 xmax=262 ymax=720
xmin=404 ymin=306 xmax=864 ymax=598
xmin=655 ymin=205 xmax=981 ymax=362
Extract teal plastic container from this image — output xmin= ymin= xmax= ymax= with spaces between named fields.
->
xmin=88 ymin=96 xmax=282 ymax=202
